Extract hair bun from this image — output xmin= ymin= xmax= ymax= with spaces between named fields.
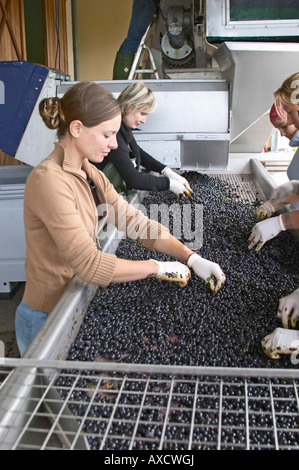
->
xmin=39 ymin=97 xmax=64 ymax=130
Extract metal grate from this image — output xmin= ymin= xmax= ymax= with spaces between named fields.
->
xmin=212 ymin=173 xmax=265 ymax=205
xmin=1 ymin=359 xmax=299 ymax=450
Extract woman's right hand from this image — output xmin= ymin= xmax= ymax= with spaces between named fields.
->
xmin=163 ymin=167 xmax=192 ymax=195
xmin=278 ymin=288 xmax=299 ymax=328
xmin=150 ymin=259 xmax=191 ymax=287
xmin=255 ymin=201 xmax=277 ymax=220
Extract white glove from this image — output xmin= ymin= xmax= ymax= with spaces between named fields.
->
xmin=162 ymin=167 xmax=192 ymax=195
xmin=150 ymin=259 xmax=191 ymax=287
xmin=270 ymin=180 xmax=299 ymax=202
xmin=169 ymin=178 xmax=191 ymax=197
xmin=255 ymin=201 xmax=276 ymax=220
xmin=187 ymin=253 xmax=226 ymax=293
xmin=261 ymin=327 xmax=299 ymax=359
xmin=248 ymin=215 xmax=286 ymax=251
xmin=277 ymin=288 xmax=299 ymax=328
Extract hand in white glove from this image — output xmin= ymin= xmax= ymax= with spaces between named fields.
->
xmin=150 ymin=259 xmax=191 ymax=287
xmin=270 ymin=180 xmax=299 ymax=203
xmin=162 ymin=167 xmax=192 ymax=195
xmin=255 ymin=200 xmax=278 ymax=220
xmin=169 ymin=179 xmax=191 ymax=197
xmin=248 ymin=215 xmax=286 ymax=251
xmin=261 ymin=327 xmax=299 ymax=359
xmin=277 ymin=288 xmax=299 ymax=328
xmin=187 ymin=253 xmax=226 ymax=293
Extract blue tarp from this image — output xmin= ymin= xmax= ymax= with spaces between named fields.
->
xmin=0 ymin=61 xmax=48 ymax=156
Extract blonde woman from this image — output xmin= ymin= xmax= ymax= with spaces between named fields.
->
xmin=250 ymin=75 xmax=299 ymax=358
xmin=255 ymin=102 xmax=299 ymax=220
xmin=274 ymin=72 xmax=299 ymax=129
xmin=273 ymin=74 xmax=299 ymax=194
xmin=93 ymin=81 xmax=192 ymax=196
xmin=15 ymin=81 xmax=225 ymax=356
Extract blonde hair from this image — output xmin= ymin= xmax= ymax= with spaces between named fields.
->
xmin=39 ymin=81 xmax=120 ymax=139
xmin=117 ymin=81 xmax=157 ymax=116
xmin=274 ymin=72 xmax=299 ymax=107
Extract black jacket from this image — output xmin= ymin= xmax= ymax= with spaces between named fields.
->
xmin=94 ymin=121 xmax=170 ymax=191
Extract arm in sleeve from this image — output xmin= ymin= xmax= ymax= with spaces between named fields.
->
xmin=281 ymin=210 xmax=299 ymax=231
xmin=103 ymin=180 xmax=170 ymax=251
xmin=108 ymin=140 xmax=170 ymax=192
xmin=29 ymin=169 xmax=117 ymax=287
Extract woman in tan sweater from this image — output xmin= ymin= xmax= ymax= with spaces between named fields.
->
xmin=15 ymin=81 xmax=225 ymax=356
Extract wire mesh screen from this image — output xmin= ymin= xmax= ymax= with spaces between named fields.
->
xmin=1 ymin=359 xmax=299 ymax=450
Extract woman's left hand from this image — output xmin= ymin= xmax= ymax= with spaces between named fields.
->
xmin=187 ymin=253 xmax=226 ymax=293
xmin=261 ymin=327 xmax=299 ymax=359
xmin=248 ymin=215 xmax=285 ymax=251
xmin=162 ymin=167 xmax=192 ymax=194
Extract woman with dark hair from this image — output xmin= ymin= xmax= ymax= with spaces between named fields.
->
xmin=15 ymin=81 xmax=225 ymax=356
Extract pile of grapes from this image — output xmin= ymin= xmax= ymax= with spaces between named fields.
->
xmin=68 ymin=172 xmax=299 ymax=370
xmin=57 ymin=173 xmax=299 ymax=450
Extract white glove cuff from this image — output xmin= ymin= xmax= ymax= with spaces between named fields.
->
xmin=278 ymin=214 xmax=286 ymax=231
xmin=150 ymin=259 xmax=162 ymax=275
xmin=187 ymin=253 xmax=199 ymax=268
xmin=161 ymin=167 xmax=170 ymax=176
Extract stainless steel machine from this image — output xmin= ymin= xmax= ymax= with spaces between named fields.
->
xmin=1 ymin=0 xmax=299 ymax=450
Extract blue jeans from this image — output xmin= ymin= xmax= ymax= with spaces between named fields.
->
xmin=15 ymin=299 xmax=49 ymax=356
xmin=119 ymin=0 xmax=158 ymax=54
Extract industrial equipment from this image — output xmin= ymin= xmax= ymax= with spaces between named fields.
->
xmin=0 ymin=0 xmax=299 ymax=450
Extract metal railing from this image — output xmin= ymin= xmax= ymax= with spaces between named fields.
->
xmin=1 ymin=358 xmax=299 ymax=450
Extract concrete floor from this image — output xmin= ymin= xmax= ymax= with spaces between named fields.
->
xmin=0 ymin=282 xmax=24 ymax=358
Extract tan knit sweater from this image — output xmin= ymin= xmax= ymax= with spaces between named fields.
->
xmin=23 ymin=143 xmax=166 ymax=312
